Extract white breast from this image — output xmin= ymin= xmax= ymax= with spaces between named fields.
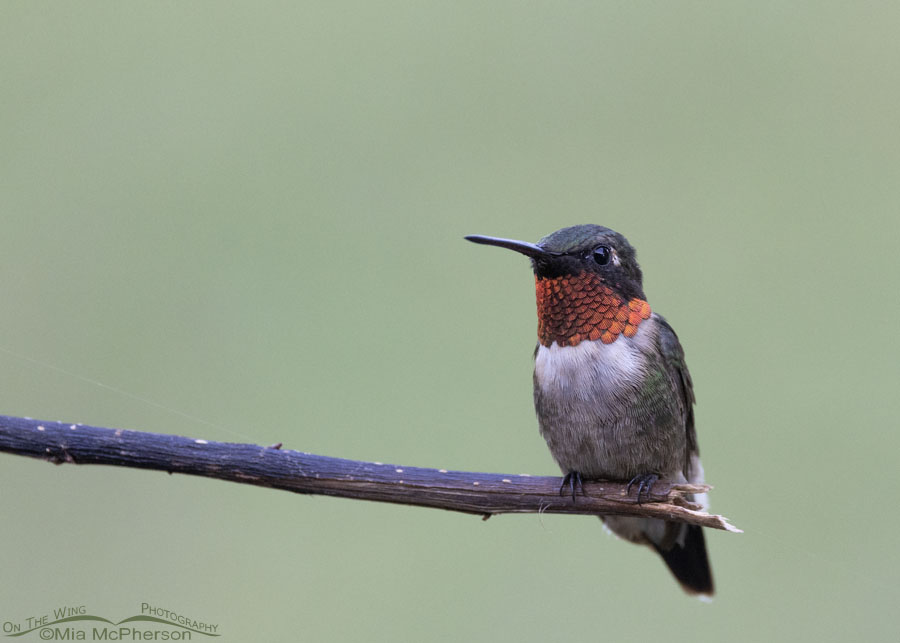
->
xmin=533 ymin=320 xmax=657 ymax=403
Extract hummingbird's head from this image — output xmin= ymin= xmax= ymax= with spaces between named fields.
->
xmin=465 ymin=225 xmax=652 ymax=347
xmin=466 ymin=224 xmax=646 ymax=300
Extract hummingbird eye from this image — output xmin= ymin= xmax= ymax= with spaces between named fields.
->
xmin=592 ymin=246 xmax=611 ymax=266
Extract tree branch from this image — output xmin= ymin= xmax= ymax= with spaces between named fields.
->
xmin=0 ymin=414 xmax=740 ymax=532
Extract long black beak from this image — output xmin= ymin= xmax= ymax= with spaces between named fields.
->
xmin=464 ymin=235 xmax=553 ymax=259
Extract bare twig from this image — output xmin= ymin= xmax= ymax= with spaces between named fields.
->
xmin=0 ymin=414 xmax=740 ymax=532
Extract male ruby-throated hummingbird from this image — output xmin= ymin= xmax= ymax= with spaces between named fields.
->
xmin=466 ymin=224 xmax=713 ymax=596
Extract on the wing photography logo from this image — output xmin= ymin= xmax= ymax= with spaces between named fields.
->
xmin=3 ymin=604 xmax=220 ymax=640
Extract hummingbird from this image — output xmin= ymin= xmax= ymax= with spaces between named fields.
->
xmin=465 ymin=224 xmax=713 ymax=596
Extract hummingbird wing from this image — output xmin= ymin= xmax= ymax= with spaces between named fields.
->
xmin=653 ymin=314 xmax=699 ymax=478
xmin=648 ymin=314 xmax=713 ymax=596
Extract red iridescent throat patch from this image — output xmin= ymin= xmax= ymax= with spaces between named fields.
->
xmin=535 ymin=272 xmax=651 ymax=347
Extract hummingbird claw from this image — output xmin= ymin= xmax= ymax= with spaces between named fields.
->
xmin=626 ymin=473 xmax=659 ymax=504
xmin=559 ymin=471 xmax=585 ymax=502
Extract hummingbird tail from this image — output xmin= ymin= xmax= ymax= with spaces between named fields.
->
xmin=603 ymin=515 xmax=715 ymax=596
xmin=652 ymin=524 xmax=714 ymax=597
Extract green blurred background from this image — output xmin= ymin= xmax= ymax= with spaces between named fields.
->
xmin=1 ymin=2 xmax=898 ymax=641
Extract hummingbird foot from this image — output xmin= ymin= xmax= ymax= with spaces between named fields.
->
xmin=626 ymin=473 xmax=659 ymax=504
xmin=559 ymin=471 xmax=585 ymax=502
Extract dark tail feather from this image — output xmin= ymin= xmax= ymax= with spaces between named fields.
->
xmin=653 ymin=525 xmax=714 ymax=596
